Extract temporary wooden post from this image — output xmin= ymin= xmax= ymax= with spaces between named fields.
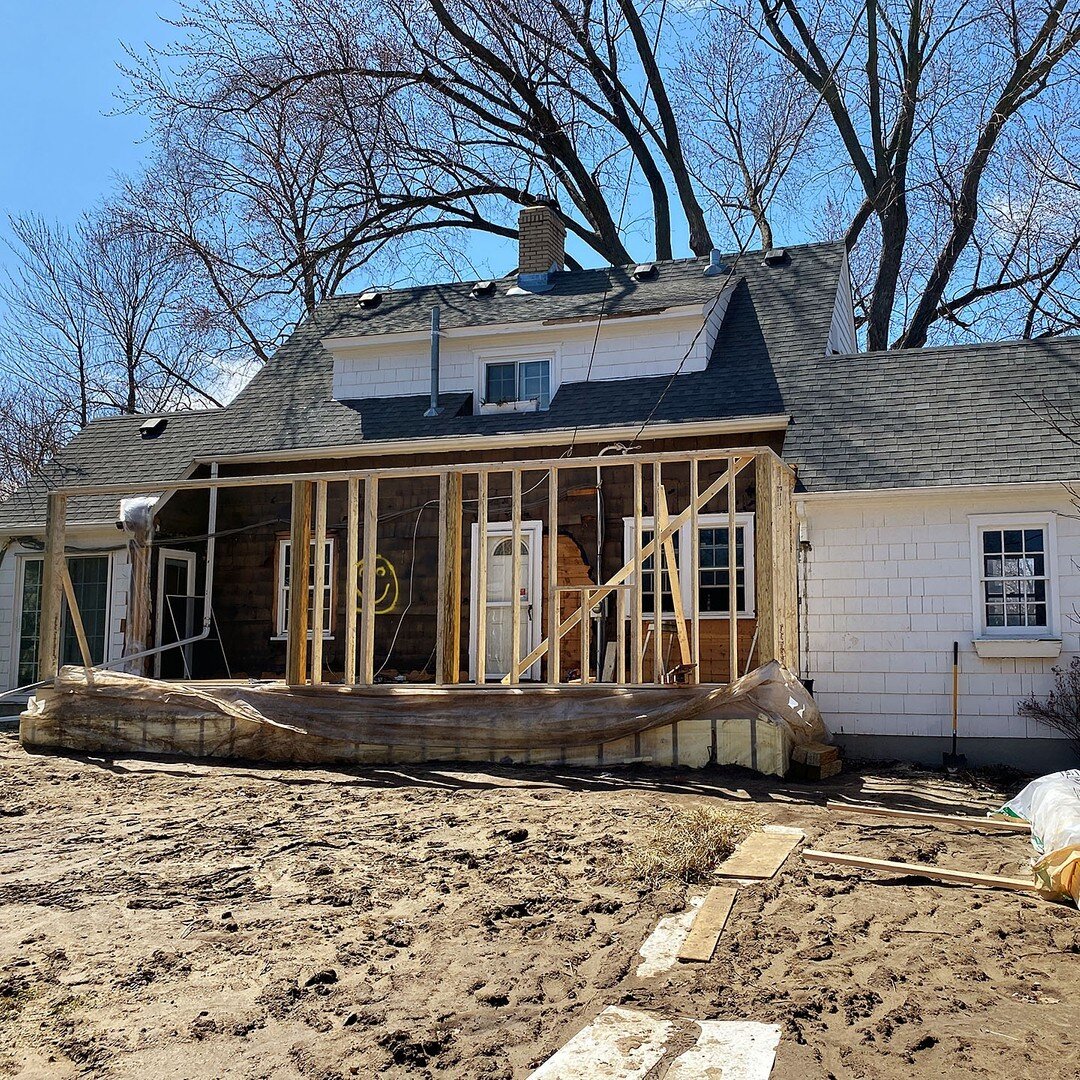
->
xmin=60 ymin=563 xmax=94 ymax=681
xmin=728 ymin=455 xmax=739 ymax=683
xmin=38 ymin=493 xmax=67 ymax=682
xmin=509 ymin=471 xmax=523 ymax=683
xmin=286 ymin=480 xmax=312 ymax=686
xmin=436 ymin=470 xmax=463 ymax=684
xmin=754 ymin=453 xmax=799 ymax=670
xmin=360 ymin=475 xmax=379 ymax=684
xmin=615 ymin=587 xmax=627 ymax=683
xmin=344 ymin=477 xmax=359 ymax=684
xmin=476 ymin=471 xmax=489 ymax=684
xmin=631 ymin=463 xmax=643 ymax=684
xmin=689 ymin=459 xmax=700 ymax=684
xmin=652 ymin=463 xmax=663 ymax=683
xmin=657 ymin=485 xmax=691 ymax=666
xmin=546 ymin=467 xmax=560 ymax=684
xmin=310 ymin=480 xmax=327 ymax=685
xmin=579 ymin=587 xmax=592 ymax=683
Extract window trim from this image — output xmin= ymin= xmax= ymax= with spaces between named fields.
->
xmin=968 ymin=513 xmax=1060 ymax=640
xmin=273 ymin=535 xmax=336 ymax=641
xmin=12 ymin=551 xmax=113 ymax=687
xmin=621 ymin=513 xmax=756 ymax=620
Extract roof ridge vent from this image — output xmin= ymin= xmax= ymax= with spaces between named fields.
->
xmin=633 ymin=262 xmax=659 ymax=281
xmin=470 ymin=280 xmax=496 ymax=299
xmin=703 ymin=249 xmax=731 ymax=277
xmin=763 ymin=248 xmax=789 ymax=266
xmin=139 ymin=416 xmax=168 ymax=439
xmin=358 ymin=288 xmax=383 ymax=309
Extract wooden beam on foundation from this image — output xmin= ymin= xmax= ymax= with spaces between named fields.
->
xmin=286 ymin=480 xmax=312 ymax=687
xmin=754 ymin=454 xmax=798 ymax=670
xmin=38 ymin=492 xmax=67 ymax=682
xmin=344 ymin=477 xmax=359 ymax=684
xmin=437 ymin=471 xmax=463 ymax=684
xmin=360 ymin=476 xmax=378 ymax=685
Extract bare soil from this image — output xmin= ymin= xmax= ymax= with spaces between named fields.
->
xmin=0 ymin=733 xmax=1077 ymax=1079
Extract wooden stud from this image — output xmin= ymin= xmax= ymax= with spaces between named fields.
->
xmin=802 ymin=849 xmax=1044 ymax=894
xmin=631 ymin=463 xmax=643 ymax=684
xmin=652 ymin=463 xmax=663 ymax=683
xmin=476 ymin=471 xmax=489 ymax=684
xmin=60 ymin=563 xmax=94 ymax=681
xmin=689 ymin=458 xmax=700 ymax=685
xmin=310 ymin=480 xmax=327 ymax=686
xmin=825 ymin=802 xmax=1032 ymax=832
xmin=546 ymin=467 xmax=560 ymax=684
xmin=285 ymin=480 xmax=312 ymax=687
xmin=360 ymin=475 xmax=379 ymax=685
xmin=615 ymin=587 xmax=627 ymax=684
xmin=657 ymin=485 xmax=691 ymax=666
xmin=344 ymin=477 xmax=359 ymax=684
xmin=38 ymin=492 xmax=67 ymax=682
xmin=436 ymin=471 xmax=463 ymax=684
xmin=677 ymin=886 xmax=737 ymax=963
xmin=510 ymin=471 xmax=523 ymax=684
xmin=580 ymin=587 xmax=591 ymax=684
xmin=728 ymin=455 xmax=739 ymax=684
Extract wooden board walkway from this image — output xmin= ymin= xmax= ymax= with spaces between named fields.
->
xmin=677 ymin=886 xmax=737 ymax=963
xmin=715 ymin=827 xmax=804 ymax=880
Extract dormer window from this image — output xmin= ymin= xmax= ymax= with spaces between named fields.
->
xmin=482 ymin=358 xmax=551 ymax=412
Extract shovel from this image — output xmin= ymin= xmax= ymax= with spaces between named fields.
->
xmin=943 ymin=640 xmax=967 ymax=772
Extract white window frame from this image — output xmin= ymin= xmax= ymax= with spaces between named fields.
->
xmin=621 ymin=513 xmax=756 ymax=619
xmin=473 ymin=345 xmax=559 ymax=414
xmin=12 ymin=551 xmax=114 ymax=686
xmin=274 ymin=537 xmax=336 ymax=640
xmin=968 ymin=513 xmax=1060 ymax=640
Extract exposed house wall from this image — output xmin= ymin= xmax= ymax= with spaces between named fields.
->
xmin=329 ymin=301 xmax=731 ymax=404
xmin=802 ymin=485 xmax=1080 ymax=767
xmin=0 ymin=531 xmax=130 ymax=696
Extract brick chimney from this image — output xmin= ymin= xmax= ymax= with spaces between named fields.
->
xmin=517 ymin=203 xmax=566 ymax=276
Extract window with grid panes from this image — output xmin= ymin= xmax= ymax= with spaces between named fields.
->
xmin=980 ymin=527 xmax=1048 ymax=629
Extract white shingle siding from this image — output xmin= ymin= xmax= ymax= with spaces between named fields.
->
xmin=826 ymin=250 xmax=857 ymax=355
xmin=802 ymin=487 xmax=1080 ymax=742
xmin=330 ymin=298 xmax=731 ymax=403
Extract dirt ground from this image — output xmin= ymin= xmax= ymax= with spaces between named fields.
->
xmin=0 ymin=733 xmax=1077 ymax=1080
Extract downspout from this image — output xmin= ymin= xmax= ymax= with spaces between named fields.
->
xmin=424 ymin=306 xmax=442 ymax=417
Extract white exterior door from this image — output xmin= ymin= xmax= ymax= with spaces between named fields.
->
xmin=155 ymin=549 xmax=197 ymax=678
xmin=469 ymin=521 xmax=543 ymax=680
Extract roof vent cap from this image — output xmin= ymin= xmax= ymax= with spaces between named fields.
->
xmin=138 ymin=416 xmax=168 ymax=439
xmin=703 ymin=249 xmax=731 ymax=277
xmin=470 ymin=280 xmax=496 ymax=299
xmin=633 ymin=262 xmax=659 ymax=281
xmin=763 ymin=248 xmax=789 ymax=266
xmin=357 ymin=288 xmax=383 ymax=309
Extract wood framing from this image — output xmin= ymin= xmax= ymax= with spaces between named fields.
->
xmin=311 ymin=479 xmax=327 ymax=685
xmin=476 ymin=471 xmax=490 ymax=684
xmin=437 ymin=471 xmax=463 ymax=684
xmin=754 ymin=453 xmax=799 ymax=671
xmin=360 ymin=476 xmax=379 ymax=684
xmin=38 ymin=492 xmax=67 ymax=682
xmin=344 ymin=477 xmax=360 ymax=684
xmin=285 ymin=481 xmax=312 ymax=686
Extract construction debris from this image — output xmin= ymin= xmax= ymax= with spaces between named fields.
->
xmin=825 ymin=800 xmax=1031 ymax=832
xmin=677 ymin=886 xmax=737 ymax=963
xmin=714 ymin=825 xmax=804 ymax=880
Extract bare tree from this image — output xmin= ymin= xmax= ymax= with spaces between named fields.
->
xmin=0 ymin=377 xmax=68 ymax=500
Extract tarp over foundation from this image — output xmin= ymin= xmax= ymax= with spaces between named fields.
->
xmin=22 ymin=661 xmax=827 ymax=775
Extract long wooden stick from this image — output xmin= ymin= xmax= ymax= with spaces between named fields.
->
xmin=825 ymin=802 xmax=1031 ymax=832
xmin=504 ymin=457 xmax=753 ymax=682
xmin=360 ymin=475 xmax=378 ymax=685
xmin=39 ymin=492 xmax=67 ymax=681
xmin=476 ymin=471 xmax=489 ymax=684
xmin=510 ymin=471 xmax=522 ymax=683
xmin=802 ymin=849 xmax=1043 ymax=893
xmin=631 ymin=463 xmax=643 ymax=685
xmin=652 ymin=463 xmax=663 ymax=683
xmin=344 ymin=477 xmax=359 ymax=684
xmin=657 ymin=485 xmax=691 ymax=666
xmin=310 ymin=479 xmax=327 ymax=685
xmin=689 ymin=458 xmax=700 ymax=685
xmin=286 ymin=481 xmax=311 ymax=687
xmin=60 ymin=563 xmax=94 ymax=681
xmin=728 ymin=455 xmax=739 ymax=684
xmin=546 ymin=467 xmax=559 ymax=685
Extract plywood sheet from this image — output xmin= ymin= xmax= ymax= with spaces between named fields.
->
xmin=666 ymin=1020 xmax=781 ymax=1080
xmin=715 ymin=827 xmax=804 ymax=880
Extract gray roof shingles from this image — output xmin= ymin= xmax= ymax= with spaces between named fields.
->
xmin=3 ymin=237 xmax=1079 ymax=529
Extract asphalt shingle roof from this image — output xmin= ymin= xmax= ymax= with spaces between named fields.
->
xmin=4 ymin=236 xmax=1080 ymax=530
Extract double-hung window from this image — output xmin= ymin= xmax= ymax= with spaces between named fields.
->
xmin=275 ymin=538 xmax=335 ymax=638
xmin=970 ymin=514 xmax=1058 ymax=644
xmin=623 ymin=514 xmax=755 ymax=618
xmin=482 ymin=358 xmax=551 ymax=409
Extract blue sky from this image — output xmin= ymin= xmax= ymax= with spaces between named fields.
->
xmin=0 ymin=3 xmax=179 ymax=267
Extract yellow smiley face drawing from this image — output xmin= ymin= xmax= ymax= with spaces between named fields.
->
xmin=356 ymin=554 xmax=400 ymax=614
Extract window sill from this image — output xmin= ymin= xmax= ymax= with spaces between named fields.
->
xmin=973 ymin=637 xmax=1061 ymax=659
xmin=271 ymin=634 xmax=335 ymax=643
xmin=478 ymin=399 xmax=544 ymax=415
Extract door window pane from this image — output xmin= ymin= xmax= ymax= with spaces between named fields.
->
xmin=61 ymin=557 xmax=110 ymax=665
xmin=17 ymin=560 xmax=43 ymax=685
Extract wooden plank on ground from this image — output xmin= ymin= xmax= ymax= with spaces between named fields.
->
xmin=802 ymin=849 xmax=1044 ymax=893
xmin=825 ymin=801 xmax=1030 ymax=832
xmin=528 ymin=1005 xmax=672 ymax=1079
xmin=677 ymin=886 xmax=737 ymax=963
xmin=715 ymin=828 xmax=803 ymax=880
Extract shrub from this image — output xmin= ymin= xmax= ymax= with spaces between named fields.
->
xmin=1018 ymin=656 xmax=1080 ymax=755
